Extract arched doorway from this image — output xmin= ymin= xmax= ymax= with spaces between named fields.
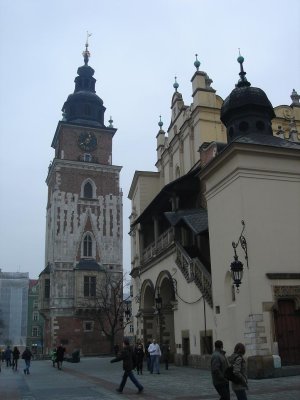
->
xmin=157 ymin=272 xmax=176 ymax=358
xmin=140 ymin=280 xmax=156 ymax=347
xmin=274 ymin=299 xmax=300 ymax=365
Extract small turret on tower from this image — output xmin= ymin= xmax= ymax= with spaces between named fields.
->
xmin=221 ymin=52 xmax=275 ymax=143
xmin=190 ymin=54 xmax=216 ymax=108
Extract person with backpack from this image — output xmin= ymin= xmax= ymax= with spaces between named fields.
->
xmin=228 ymin=343 xmax=248 ymax=400
xmin=211 ymin=340 xmax=230 ymax=400
xmin=4 ymin=346 xmax=12 ymax=367
xmin=134 ymin=340 xmax=144 ymax=375
xmin=22 ymin=347 xmax=33 ymax=375
xmin=12 ymin=346 xmax=20 ymax=371
xmin=56 ymin=344 xmax=66 ymax=370
xmin=110 ymin=337 xmax=143 ymax=394
xmin=162 ymin=341 xmax=170 ymax=370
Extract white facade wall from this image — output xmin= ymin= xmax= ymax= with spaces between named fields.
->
xmin=202 ymin=145 xmax=300 ymax=356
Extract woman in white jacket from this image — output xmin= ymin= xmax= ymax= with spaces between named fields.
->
xmin=148 ymin=338 xmax=161 ymax=374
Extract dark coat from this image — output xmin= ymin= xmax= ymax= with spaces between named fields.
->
xmin=211 ymin=349 xmax=229 ymax=385
xmin=22 ymin=349 xmax=32 ymax=361
xmin=4 ymin=348 xmax=12 ymax=360
xmin=56 ymin=345 xmax=66 ymax=362
xmin=228 ymin=352 xmax=248 ymax=390
xmin=111 ymin=345 xmax=134 ymax=372
xmin=134 ymin=344 xmax=144 ymax=361
xmin=13 ymin=348 xmax=20 ymax=360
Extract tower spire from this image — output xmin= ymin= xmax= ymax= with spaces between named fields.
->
xmin=236 ymin=49 xmax=251 ymax=88
xmin=173 ymin=76 xmax=179 ymax=92
xmin=82 ymin=31 xmax=92 ymax=65
xmin=194 ymin=54 xmax=201 ymax=71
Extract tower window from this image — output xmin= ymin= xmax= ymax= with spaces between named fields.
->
xmin=83 ymin=234 xmax=93 ymax=257
xmin=239 ymin=121 xmax=249 ymax=132
xmin=33 ymin=311 xmax=39 ymax=321
xmin=84 ymin=182 xmax=93 ymax=198
xmin=84 ymin=104 xmax=91 ymax=115
xmin=44 ymin=279 xmax=50 ymax=299
xmin=84 ymin=276 xmax=96 ymax=297
xmin=32 ymin=326 xmax=40 ymax=337
xmin=256 ymin=120 xmax=265 ymax=131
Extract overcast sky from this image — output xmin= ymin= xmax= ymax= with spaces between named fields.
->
xmin=0 ymin=0 xmax=299 ymax=279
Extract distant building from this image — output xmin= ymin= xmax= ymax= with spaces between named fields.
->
xmin=39 ymin=40 xmax=123 ymax=355
xmin=26 ymin=280 xmax=44 ymax=354
xmin=0 ymin=269 xmax=29 ymax=346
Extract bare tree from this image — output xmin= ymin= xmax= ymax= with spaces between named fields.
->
xmin=77 ymin=271 xmax=131 ymax=353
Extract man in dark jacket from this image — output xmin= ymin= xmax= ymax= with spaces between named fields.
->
xmin=110 ymin=338 xmax=144 ymax=394
xmin=211 ymin=340 xmax=230 ymax=400
xmin=22 ymin=347 xmax=33 ymax=375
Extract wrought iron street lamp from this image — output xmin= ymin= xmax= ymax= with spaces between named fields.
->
xmin=155 ymin=295 xmax=162 ymax=313
xmin=230 ymin=220 xmax=248 ymax=291
xmin=230 ymin=244 xmax=244 ymax=291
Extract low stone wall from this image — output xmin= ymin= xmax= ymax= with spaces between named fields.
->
xmin=174 ymin=354 xmax=211 ymax=369
xmin=173 ymin=353 xmax=300 ymax=379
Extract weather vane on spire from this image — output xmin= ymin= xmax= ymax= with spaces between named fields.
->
xmin=83 ymin=31 xmax=92 ymax=65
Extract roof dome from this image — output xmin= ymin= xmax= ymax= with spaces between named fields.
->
xmin=220 ymin=54 xmax=276 ymax=143
xmin=62 ymin=43 xmax=106 ymax=127
xmin=221 ymin=85 xmax=275 ymax=124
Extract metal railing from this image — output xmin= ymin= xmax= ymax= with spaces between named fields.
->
xmin=142 ymin=228 xmax=174 ymax=262
xmin=175 ymin=242 xmax=213 ymax=307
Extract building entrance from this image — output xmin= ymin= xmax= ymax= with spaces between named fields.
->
xmin=274 ymin=299 xmax=300 ymax=365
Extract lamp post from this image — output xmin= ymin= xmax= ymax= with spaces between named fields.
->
xmin=230 ymin=220 xmax=248 ymax=291
xmin=230 ymin=244 xmax=244 ymax=291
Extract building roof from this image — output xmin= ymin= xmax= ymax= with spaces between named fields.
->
xmin=164 ymin=208 xmax=208 ymax=234
xmin=232 ymin=132 xmax=300 ymax=149
xmin=75 ymin=259 xmax=105 ymax=271
xmin=132 ymin=165 xmax=201 ymax=226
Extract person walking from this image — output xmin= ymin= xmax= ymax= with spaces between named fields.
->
xmin=22 ymin=347 xmax=33 ymax=375
xmin=50 ymin=347 xmax=57 ymax=367
xmin=228 ymin=343 xmax=248 ymax=400
xmin=110 ymin=338 xmax=144 ymax=394
xmin=145 ymin=341 xmax=151 ymax=371
xmin=211 ymin=340 xmax=230 ymax=400
xmin=56 ymin=344 xmax=66 ymax=370
xmin=134 ymin=340 xmax=145 ymax=375
xmin=4 ymin=346 xmax=12 ymax=367
xmin=162 ymin=341 xmax=170 ymax=370
xmin=148 ymin=338 xmax=161 ymax=374
xmin=12 ymin=346 xmax=20 ymax=371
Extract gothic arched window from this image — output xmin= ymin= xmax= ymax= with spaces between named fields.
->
xmin=83 ymin=234 xmax=93 ymax=257
xmin=84 ymin=182 xmax=93 ymax=198
xmin=81 ymin=179 xmax=96 ymax=199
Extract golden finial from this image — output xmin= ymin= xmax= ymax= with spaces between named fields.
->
xmin=83 ymin=31 xmax=92 ymax=65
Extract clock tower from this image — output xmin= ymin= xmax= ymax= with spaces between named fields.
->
xmin=39 ymin=40 xmax=123 ymax=355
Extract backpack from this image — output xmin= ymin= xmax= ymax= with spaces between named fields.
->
xmin=224 ymin=356 xmax=242 ymax=384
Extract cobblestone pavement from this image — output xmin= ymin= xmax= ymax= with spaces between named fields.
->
xmin=0 ymin=357 xmax=300 ymax=400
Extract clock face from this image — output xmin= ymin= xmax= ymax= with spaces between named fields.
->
xmin=78 ymin=132 xmax=97 ymax=151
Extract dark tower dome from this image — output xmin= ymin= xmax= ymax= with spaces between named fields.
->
xmin=221 ymin=54 xmax=275 ymax=143
xmin=62 ymin=40 xmax=106 ymax=127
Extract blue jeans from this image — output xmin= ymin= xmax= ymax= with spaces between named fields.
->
xmin=150 ymin=355 xmax=160 ymax=373
xmin=24 ymin=360 xmax=31 ymax=374
xmin=234 ymin=389 xmax=247 ymax=400
xmin=119 ymin=370 xmax=143 ymax=391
